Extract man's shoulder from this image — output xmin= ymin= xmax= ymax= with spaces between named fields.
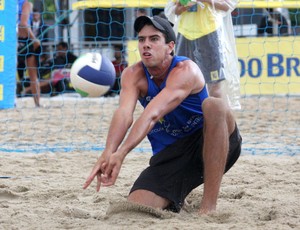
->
xmin=170 ymin=57 xmax=202 ymax=82
xmin=173 ymin=56 xmax=193 ymax=68
xmin=121 ymin=62 xmax=145 ymax=81
xmin=127 ymin=61 xmax=143 ymax=72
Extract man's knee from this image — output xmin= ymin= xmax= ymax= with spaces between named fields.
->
xmin=128 ymin=189 xmax=170 ymax=209
xmin=202 ymin=97 xmax=235 ymax=133
xmin=202 ymin=97 xmax=228 ymax=118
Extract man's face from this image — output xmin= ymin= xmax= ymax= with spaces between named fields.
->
xmin=114 ymin=47 xmax=122 ymax=59
xmin=137 ymin=25 xmax=172 ymax=67
xmin=33 ymin=12 xmax=40 ymax=22
xmin=56 ymin=45 xmax=67 ymax=57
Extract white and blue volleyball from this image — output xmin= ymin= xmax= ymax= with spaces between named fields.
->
xmin=70 ymin=52 xmax=116 ymax=97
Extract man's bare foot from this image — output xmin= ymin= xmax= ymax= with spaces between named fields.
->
xmin=199 ymin=202 xmax=217 ymax=215
xmin=199 ymin=207 xmax=216 ymax=215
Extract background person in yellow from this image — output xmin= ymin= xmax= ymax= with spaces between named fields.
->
xmin=165 ymin=0 xmax=241 ymax=109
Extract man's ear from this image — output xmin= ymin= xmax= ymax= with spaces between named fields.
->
xmin=168 ymin=41 xmax=175 ymax=55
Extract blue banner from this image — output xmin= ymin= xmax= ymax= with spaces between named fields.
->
xmin=0 ymin=0 xmax=16 ymax=109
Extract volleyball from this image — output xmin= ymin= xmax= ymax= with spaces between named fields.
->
xmin=70 ymin=52 xmax=116 ymax=97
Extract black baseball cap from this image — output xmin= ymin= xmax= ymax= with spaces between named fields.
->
xmin=134 ymin=15 xmax=176 ymax=44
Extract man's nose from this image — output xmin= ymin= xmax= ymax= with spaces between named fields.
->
xmin=143 ymin=39 xmax=151 ymax=49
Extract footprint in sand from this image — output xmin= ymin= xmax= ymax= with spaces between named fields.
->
xmin=13 ymin=186 xmax=30 ymax=193
xmin=61 ymin=206 xmax=91 ymax=219
xmin=0 ymin=189 xmax=19 ymax=200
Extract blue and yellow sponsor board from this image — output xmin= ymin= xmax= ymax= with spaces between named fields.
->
xmin=0 ymin=25 xmax=4 ymax=42
xmin=0 ymin=55 xmax=3 ymax=72
xmin=0 ymin=0 xmax=16 ymax=108
xmin=127 ymin=40 xmax=140 ymax=66
xmin=128 ymin=36 xmax=300 ymax=95
xmin=0 ymin=84 xmax=3 ymax=101
xmin=0 ymin=0 xmax=4 ymax=11
xmin=238 ymin=36 xmax=300 ymax=95
xmin=72 ymin=0 xmax=300 ymax=9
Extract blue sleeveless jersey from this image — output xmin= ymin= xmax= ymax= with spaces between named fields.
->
xmin=138 ymin=56 xmax=208 ymax=155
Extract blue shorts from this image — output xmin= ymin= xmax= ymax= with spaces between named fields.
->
xmin=129 ymin=125 xmax=242 ymax=212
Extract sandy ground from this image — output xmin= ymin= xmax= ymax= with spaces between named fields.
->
xmin=0 ymin=95 xmax=299 ymax=229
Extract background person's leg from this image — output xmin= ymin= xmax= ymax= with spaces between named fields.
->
xmin=26 ymin=55 xmax=41 ymax=107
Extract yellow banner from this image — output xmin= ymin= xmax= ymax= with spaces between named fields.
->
xmin=238 ymin=36 xmax=300 ymax=95
xmin=73 ymin=0 xmax=300 ymax=9
xmin=238 ymin=0 xmax=300 ymax=8
xmin=0 ymin=0 xmax=4 ymax=11
xmin=127 ymin=40 xmax=140 ymax=66
xmin=128 ymin=36 xmax=300 ymax=95
xmin=0 ymin=26 xmax=4 ymax=42
xmin=0 ymin=85 xmax=2 ymax=101
xmin=73 ymin=0 xmax=167 ymax=9
xmin=0 ymin=56 xmax=3 ymax=72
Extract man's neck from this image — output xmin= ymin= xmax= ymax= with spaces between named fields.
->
xmin=147 ymin=57 xmax=173 ymax=81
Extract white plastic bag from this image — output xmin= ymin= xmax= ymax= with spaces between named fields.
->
xmin=164 ymin=0 xmax=179 ymax=35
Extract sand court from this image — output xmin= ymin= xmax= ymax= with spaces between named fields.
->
xmin=0 ymin=95 xmax=299 ymax=229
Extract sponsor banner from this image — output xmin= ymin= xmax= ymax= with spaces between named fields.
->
xmin=238 ymin=36 xmax=300 ymax=95
xmin=0 ymin=0 xmax=16 ymax=108
xmin=128 ymin=36 xmax=300 ymax=95
xmin=0 ymin=0 xmax=4 ymax=11
xmin=72 ymin=0 xmax=300 ymax=10
xmin=0 ymin=25 xmax=4 ymax=42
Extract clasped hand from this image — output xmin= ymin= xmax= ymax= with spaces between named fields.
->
xmin=83 ymin=151 xmax=124 ymax=192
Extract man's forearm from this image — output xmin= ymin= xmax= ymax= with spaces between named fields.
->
xmin=118 ymin=113 xmax=155 ymax=158
xmin=105 ymin=109 xmax=133 ymax=154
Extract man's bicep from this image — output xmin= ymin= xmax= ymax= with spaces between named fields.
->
xmin=118 ymin=80 xmax=139 ymax=116
xmin=166 ymin=71 xmax=194 ymax=102
xmin=147 ymin=71 xmax=196 ymax=117
xmin=144 ymin=87 xmax=187 ymax=121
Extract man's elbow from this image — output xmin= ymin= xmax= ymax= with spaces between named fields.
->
xmin=148 ymin=111 xmax=163 ymax=124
